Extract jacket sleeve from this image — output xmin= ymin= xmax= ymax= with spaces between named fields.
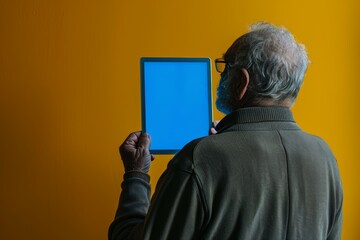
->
xmin=108 ymin=171 xmax=151 ymax=240
xmin=108 ymin=164 xmax=206 ymax=240
xmin=327 ymin=183 xmax=343 ymax=240
xmin=327 ymin=208 xmax=343 ymax=240
xmin=143 ymin=164 xmax=206 ymax=239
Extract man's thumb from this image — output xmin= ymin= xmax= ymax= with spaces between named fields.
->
xmin=138 ymin=132 xmax=151 ymax=149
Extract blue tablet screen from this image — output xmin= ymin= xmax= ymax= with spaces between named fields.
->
xmin=141 ymin=58 xmax=212 ymax=154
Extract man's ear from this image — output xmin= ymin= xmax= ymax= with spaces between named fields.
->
xmin=237 ymin=68 xmax=250 ymax=100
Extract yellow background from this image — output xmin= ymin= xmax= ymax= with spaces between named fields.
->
xmin=0 ymin=0 xmax=359 ymax=239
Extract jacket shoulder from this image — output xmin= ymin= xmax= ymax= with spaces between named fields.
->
xmin=168 ymin=137 xmax=208 ymax=173
xmin=297 ymin=131 xmax=336 ymax=156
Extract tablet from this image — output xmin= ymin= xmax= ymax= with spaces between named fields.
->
xmin=141 ymin=57 xmax=213 ymax=154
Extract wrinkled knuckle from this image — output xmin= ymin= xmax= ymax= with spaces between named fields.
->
xmin=137 ymin=146 xmax=147 ymax=152
xmin=119 ymin=144 xmax=125 ymax=152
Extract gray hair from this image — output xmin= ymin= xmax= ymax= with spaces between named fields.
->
xmin=224 ymin=22 xmax=309 ymax=103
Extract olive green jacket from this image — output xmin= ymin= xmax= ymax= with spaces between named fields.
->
xmin=109 ymin=107 xmax=343 ymax=240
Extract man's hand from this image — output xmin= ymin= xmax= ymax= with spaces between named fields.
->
xmin=119 ymin=132 xmax=154 ymax=174
xmin=210 ymin=121 xmax=219 ymax=135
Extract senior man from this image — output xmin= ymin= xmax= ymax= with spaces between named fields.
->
xmin=109 ymin=22 xmax=343 ymax=239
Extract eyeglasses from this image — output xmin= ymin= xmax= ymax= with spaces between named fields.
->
xmin=214 ymin=58 xmax=226 ymax=73
xmin=214 ymin=58 xmax=234 ymax=73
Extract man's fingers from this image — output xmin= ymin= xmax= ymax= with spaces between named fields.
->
xmin=119 ymin=132 xmax=141 ymax=154
xmin=209 ymin=120 xmax=220 ymax=135
xmin=210 ymin=127 xmax=217 ymax=135
xmin=123 ymin=131 xmax=141 ymax=144
xmin=138 ymin=132 xmax=151 ymax=149
xmin=213 ymin=121 xmax=220 ymax=128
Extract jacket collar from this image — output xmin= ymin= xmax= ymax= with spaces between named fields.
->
xmin=215 ymin=107 xmax=296 ymax=133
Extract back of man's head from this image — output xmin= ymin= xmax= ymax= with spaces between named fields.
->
xmin=221 ymin=22 xmax=309 ymax=110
